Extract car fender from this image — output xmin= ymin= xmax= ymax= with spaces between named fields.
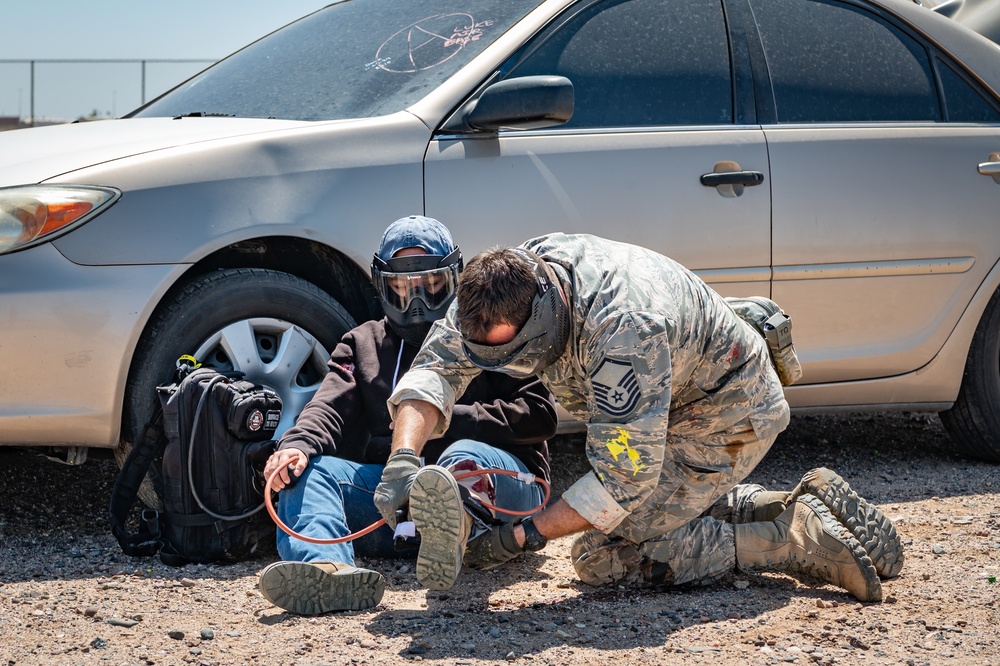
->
xmin=49 ymin=112 xmax=431 ymax=266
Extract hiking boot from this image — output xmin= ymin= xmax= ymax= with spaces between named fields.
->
xmin=409 ymin=465 xmax=471 ymax=590
xmin=790 ymin=467 xmax=904 ymax=578
xmin=735 ymin=494 xmax=882 ymax=602
xmin=258 ymin=561 xmax=385 ymax=614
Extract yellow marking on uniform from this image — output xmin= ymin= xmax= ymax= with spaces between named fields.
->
xmin=606 ymin=428 xmax=647 ymax=476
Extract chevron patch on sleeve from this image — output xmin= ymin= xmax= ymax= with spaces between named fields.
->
xmin=590 ymin=357 xmax=640 ymax=417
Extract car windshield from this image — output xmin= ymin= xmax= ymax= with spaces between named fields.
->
xmin=133 ymin=0 xmax=542 ymax=121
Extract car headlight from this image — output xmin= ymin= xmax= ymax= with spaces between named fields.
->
xmin=0 ymin=185 xmax=121 ymax=255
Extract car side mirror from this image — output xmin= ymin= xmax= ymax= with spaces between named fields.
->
xmin=450 ymin=75 xmax=574 ymax=132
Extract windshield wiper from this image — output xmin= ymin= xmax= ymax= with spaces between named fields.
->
xmin=172 ymin=112 xmax=237 ymax=119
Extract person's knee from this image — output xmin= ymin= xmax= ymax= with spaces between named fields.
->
xmin=438 ymin=439 xmax=489 ymax=459
xmin=570 ymin=531 xmax=636 ymax=587
xmin=437 ymin=440 xmax=509 ymax=473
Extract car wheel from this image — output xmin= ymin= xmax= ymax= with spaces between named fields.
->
xmin=115 ymin=268 xmax=357 ymax=507
xmin=940 ymin=287 xmax=1000 ymax=463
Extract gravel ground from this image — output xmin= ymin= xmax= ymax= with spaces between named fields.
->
xmin=2 ymin=411 xmax=999 ymax=666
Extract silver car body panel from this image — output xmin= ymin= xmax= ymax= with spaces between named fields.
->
xmin=0 ymin=244 xmax=179 ymax=445
xmin=0 ymin=118 xmax=310 ymax=186
xmin=50 ymin=114 xmax=431 ymax=267
xmin=2 ymin=0 xmax=1000 ymax=447
xmin=0 ymin=114 xmax=430 ymax=447
xmin=424 ymin=126 xmax=771 ymax=290
xmin=786 ymin=241 xmax=1000 ymax=408
xmin=768 ymin=124 xmax=1000 ymax=383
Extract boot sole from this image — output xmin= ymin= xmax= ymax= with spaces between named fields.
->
xmin=796 ymin=494 xmax=883 ymax=602
xmin=410 ymin=465 xmax=464 ymax=591
xmin=796 ymin=468 xmax=904 ymax=579
xmin=258 ymin=561 xmax=385 ymax=615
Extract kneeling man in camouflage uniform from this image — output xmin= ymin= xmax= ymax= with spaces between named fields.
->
xmin=375 ymin=233 xmax=902 ymax=601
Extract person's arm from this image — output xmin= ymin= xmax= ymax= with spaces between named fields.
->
xmin=377 ymin=312 xmax=479 ymax=526
xmin=560 ymin=311 xmax=673 ymax=534
xmin=372 ymin=397 xmax=443 ymax=527
xmin=263 ymin=336 xmax=364 ymax=489
xmin=388 ymin=398 xmax=442 ymax=457
xmin=513 ymin=499 xmax=592 ymax=545
xmin=278 ymin=337 xmax=363 ymax=456
xmin=464 ymin=497 xmax=595 ymax=570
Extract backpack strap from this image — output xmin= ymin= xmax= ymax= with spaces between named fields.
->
xmin=108 ymin=404 xmax=168 ymax=557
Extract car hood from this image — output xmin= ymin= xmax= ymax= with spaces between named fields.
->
xmin=0 ymin=117 xmax=312 ymax=186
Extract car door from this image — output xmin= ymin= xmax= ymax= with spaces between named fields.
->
xmin=744 ymin=0 xmax=1000 ymax=385
xmin=424 ymin=0 xmax=772 ymax=298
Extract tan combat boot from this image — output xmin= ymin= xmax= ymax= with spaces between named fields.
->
xmin=789 ymin=467 xmax=904 ymax=578
xmin=409 ymin=465 xmax=473 ymax=590
xmin=734 ymin=494 xmax=882 ymax=602
xmin=258 ymin=560 xmax=385 ymax=614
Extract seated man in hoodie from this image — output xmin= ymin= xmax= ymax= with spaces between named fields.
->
xmin=258 ymin=216 xmax=557 ymax=614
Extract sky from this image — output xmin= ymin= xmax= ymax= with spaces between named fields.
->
xmin=0 ymin=1 xmax=330 ymax=121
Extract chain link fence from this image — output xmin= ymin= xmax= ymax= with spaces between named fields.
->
xmin=0 ymin=59 xmax=216 ymax=128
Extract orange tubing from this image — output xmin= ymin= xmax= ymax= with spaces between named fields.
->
xmin=264 ymin=465 xmax=551 ymax=545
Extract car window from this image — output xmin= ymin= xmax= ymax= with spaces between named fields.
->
xmin=503 ymin=0 xmax=733 ymax=127
xmin=936 ymin=57 xmax=1000 ymax=122
xmin=749 ymin=0 xmax=940 ymax=122
xmin=133 ymin=0 xmax=542 ymax=121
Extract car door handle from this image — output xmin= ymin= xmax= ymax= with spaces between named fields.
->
xmin=979 ymin=152 xmax=1000 ymax=184
xmin=700 ymin=170 xmax=765 ymax=187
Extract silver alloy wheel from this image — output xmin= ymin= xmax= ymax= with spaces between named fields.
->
xmin=193 ymin=317 xmax=330 ymax=436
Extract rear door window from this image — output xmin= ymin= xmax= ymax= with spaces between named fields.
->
xmin=749 ymin=0 xmax=940 ymax=122
xmin=936 ymin=58 xmax=1000 ymax=122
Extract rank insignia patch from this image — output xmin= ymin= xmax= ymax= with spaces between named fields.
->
xmin=590 ymin=357 xmax=640 ymax=417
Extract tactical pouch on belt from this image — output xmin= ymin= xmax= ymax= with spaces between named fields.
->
xmin=726 ymin=296 xmax=803 ymax=386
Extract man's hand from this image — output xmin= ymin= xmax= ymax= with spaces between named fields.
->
xmin=463 ymin=521 xmax=525 ymax=570
xmin=373 ymin=450 xmax=421 ymax=528
xmin=262 ymin=449 xmax=308 ymax=492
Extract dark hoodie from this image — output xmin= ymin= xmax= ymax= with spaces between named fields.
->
xmin=277 ymin=318 xmax=556 ymax=482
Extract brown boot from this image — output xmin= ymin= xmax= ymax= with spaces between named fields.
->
xmin=410 ymin=465 xmax=473 ymax=590
xmin=258 ymin=561 xmax=385 ymax=614
xmin=790 ymin=468 xmax=904 ymax=578
xmin=735 ymin=494 xmax=882 ymax=602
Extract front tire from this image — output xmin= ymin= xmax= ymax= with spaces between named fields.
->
xmin=116 ymin=268 xmax=357 ymax=506
xmin=940 ymin=287 xmax=1000 ymax=462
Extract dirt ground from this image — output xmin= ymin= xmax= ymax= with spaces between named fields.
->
xmin=2 ymin=411 xmax=999 ymax=666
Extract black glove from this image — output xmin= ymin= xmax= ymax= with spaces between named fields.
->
xmin=463 ymin=521 xmax=524 ymax=570
xmin=373 ymin=450 xmax=420 ymax=529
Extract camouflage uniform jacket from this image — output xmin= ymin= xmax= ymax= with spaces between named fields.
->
xmin=389 ymin=233 xmax=789 ymax=534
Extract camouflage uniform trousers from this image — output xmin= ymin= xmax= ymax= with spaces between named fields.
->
xmin=571 ymin=417 xmax=779 ymax=588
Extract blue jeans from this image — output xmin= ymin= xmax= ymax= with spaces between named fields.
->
xmin=275 ymin=439 xmax=545 ymax=565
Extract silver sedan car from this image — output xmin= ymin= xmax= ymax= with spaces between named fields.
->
xmin=2 ymin=0 xmax=999 ymax=466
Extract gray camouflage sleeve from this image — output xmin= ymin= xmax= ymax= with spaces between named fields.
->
xmin=562 ymin=311 xmax=672 ymax=533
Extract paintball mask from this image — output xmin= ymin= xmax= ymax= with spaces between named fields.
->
xmin=461 ymin=248 xmax=570 ymax=377
xmin=372 ymin=247 xmax=463 ymax=346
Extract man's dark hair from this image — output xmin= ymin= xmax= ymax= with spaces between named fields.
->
xmin=457 ymin=247 xmax=538 ymax=342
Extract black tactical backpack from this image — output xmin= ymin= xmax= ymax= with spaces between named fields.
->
xmin=110 ymin=361 xmax=281 ymax=566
